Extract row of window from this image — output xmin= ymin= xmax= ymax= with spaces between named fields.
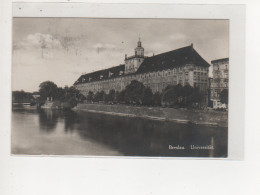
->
xmin=194 ymin=72 xmax=208 ymax=76
xmin=213 ymin=64 xmax=228 ymax=70
xmin=194 ymin=66 xmax=208 ymax=71
xmin=79 ymin=79 xmax=210 ymax=95
xmin=79 ymin=67 xmax=209 ymax=84
xmin=211 ymin=83 xmax=228 ymax=88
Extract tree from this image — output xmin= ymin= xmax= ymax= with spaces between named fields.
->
xmin=162 ymin=84 xmax=204 ymax=108
xmin=103 ymin=93 xmax=110 ymax=103
xmin=162 ymin=85 xmax=180 ymax=107
xmin=63 ymin=86 xmax=81 ymax=107
xmin=116 ymin=90 xmax=126 ymax=103
xmin=124 ymin=80 xmax=146 ymax=105
xmin=93 ymin=92 xmax=100 ymax=102
xmin=39 ymin=81 xmax=58 ymax=101
xmin=12 ymin=90 xmax=33 ymax=103
xmin=220 ymin=89 xmax=228 ymax=105
xmin=93 ymin=90 xmax=105 ymax=102
xmin=152 ymin=92 xmax=162 ymax=106
xmin=108 ymin=89 xmax=116 ymax=103
xmin=104 ymin=89 xmax=116 ymax=103
xmin=56 ymin=87 xmax=65 ymax=101
xmin=142 ymin=87 xmax=153 ymax=105
xmin=38 ymin=81 xmax=84 ymax=108
xmin=77 ymin=93 xmax=86 ymax=103
xmin=86 ymin=91 xmax=94 ymax=102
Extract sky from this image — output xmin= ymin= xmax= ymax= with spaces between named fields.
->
xmin=12 ymin=18 xmax=229 ymax=92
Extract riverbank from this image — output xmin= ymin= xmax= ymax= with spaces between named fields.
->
xmin=74 ymin=103 xmax=228 ymax=127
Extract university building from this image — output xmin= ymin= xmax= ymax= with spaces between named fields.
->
xmin=74 ymin=39 xmax=210 ymax=99
xmin=210 ymin=57 xmax=229 ymax=108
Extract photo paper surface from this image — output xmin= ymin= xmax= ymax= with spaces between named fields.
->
xmin=12 ymin=17 xmax=229 ymax=158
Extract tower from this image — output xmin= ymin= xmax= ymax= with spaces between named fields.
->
xmin=125 ymin=37 xmax=145 ymax=74
xmin=135 ymin=37 xmax=144 ymax=57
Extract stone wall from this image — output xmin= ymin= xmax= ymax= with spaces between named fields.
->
xmin=75 ymin=64 xmax=209 ymax=97
xmin=75 ymin=103 xmax=228 ymax=127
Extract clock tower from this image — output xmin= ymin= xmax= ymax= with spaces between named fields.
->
xmin=125 ymin=37 xmax=145 ymax=74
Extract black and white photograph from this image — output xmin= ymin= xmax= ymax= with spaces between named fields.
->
xmin=11 ymin=18 xmax=229 ymax=157
xmin=4 ymin=1 xmax=260 ymax=195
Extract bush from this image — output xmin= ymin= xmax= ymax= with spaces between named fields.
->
xmin=162 ymin=84 xmax=204 ymax=108
xmin=152 ymin=92 xmax=162 ymax=106
xmin=86 ymin=91 xmax=94 ymax=102
xmin=89 ymin=82 xmax=205 ymax=109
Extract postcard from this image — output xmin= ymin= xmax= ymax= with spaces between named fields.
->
xmin=11 ymin=3 xmax=245 ymax=159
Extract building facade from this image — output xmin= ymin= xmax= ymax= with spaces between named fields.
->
xmin=74 ymin=39 xmax=210 ymax=99
xmin=210 ymin=58 xmax=229 ymax=108
xmin=124 ymin=38 xmax=146 ymax=74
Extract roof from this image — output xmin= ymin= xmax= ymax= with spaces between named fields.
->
xmin=75 ymin=45 xmax=211 ymax=85
xmin=136 ymin=45 xmax=210 ymax=74
xmin=74 ymin=64 xmax=125 ymax=85
xmin=211 ymin=58 xmax=229 ymax=64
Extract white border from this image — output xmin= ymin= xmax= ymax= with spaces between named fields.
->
xmin=2 ymin=2 xmax=257 ymax=195
xmin=11 ymin=3 xmax=245 ymax=160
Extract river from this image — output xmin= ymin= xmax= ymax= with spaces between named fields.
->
xmin=11 ymin=108 xmax=228 ymax=157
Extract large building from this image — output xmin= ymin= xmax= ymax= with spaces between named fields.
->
xmin=74 ymin=39 xmax=210 ymax=98
xmin=210 ymin=57 xmax=229 ymax=108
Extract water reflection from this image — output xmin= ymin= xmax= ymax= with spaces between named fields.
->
xmin=12 ymin=108 xmax=228 ymax=157
xmin=63 ymin=111 xmax=79 ymax=133
xmin=72 ymin=111 xmax=227 ymax=157
xmin=38 ymin=109 xmax=59 ymax=132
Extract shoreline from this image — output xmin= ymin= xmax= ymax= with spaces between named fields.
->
xmin=74 ymin=103 xmax=228 ymax=127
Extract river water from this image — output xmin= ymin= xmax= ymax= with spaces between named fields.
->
xmin=11 ymin=108 xmax=227 ymax=157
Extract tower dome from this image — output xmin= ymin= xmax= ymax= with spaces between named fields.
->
xmin=135 ymin=37 xmax=144 ymax=57
xmin=124 ymin=37 xmax=145 ymax=74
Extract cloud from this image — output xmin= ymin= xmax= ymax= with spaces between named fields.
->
xmin=13 ymin=33 xmax=90 ymax=59
xmin=12 ymin=18 xmax=229 ymax=92
xmin=92 ymin=43 xmax=117 ymax=53
xmin=14 ymin=33 xmax=62 ymax=51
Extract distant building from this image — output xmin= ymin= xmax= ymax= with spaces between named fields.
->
xmin=74 ymin=39 xmax=210 ymax=103
xmin=210 ymin=58 xmax=229 ymax=109
xmin=32 ymin=92 xmax=40 ymax=99
xmin=208 ymin=77 xmax=213 ymax=107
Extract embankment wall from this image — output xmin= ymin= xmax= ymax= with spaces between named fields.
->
xmin=75 ymin=103 xmax=228 ymax=127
